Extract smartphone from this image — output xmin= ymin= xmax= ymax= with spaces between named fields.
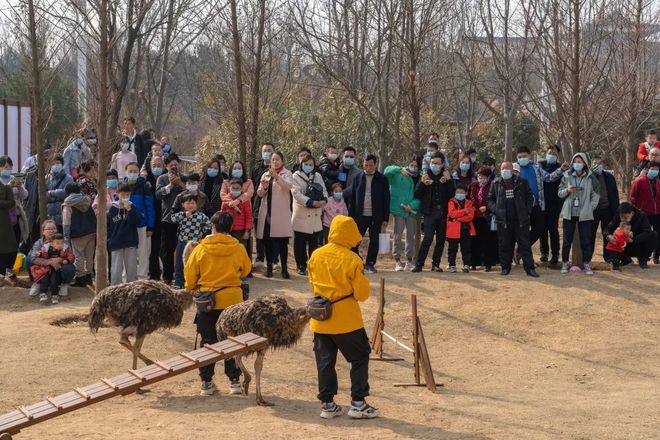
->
xmin=12 ymin=172 xmax=25 ymax=178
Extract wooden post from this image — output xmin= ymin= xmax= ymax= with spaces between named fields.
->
xmin=411 ymin=294 xmax=420 ymax=385
xmin=370 ymin=278 xmax=404 ymax=362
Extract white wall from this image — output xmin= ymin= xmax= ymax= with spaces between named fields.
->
xmin=0 ymin=101 xmax=32 ymax=172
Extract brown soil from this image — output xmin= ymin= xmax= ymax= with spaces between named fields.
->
xmin=1 ymin=264 xmax=659 ymax=439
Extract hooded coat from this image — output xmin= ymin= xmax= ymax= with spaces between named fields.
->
xmin=62 ymin=194 xmax=96 ymax=240
xmin=46 ymin=169 xmax=74 ymax=225
xmin=184 ymin=233 xmax=252 ymax=310
xmin=558 ymin=153 xmax=600 ymax=221
xmin=30 ymin=242 xmax=75 ymax=282
xmin=384 ymin=165 xmax=421 ymax=219
xmin=125 ymin=176 xmax=155 ymax=229
xmin=307 ymin=215 xmax=371 ymax=335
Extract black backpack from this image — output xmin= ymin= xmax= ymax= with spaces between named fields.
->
xmin=303 ymin=173 xmax=325 ymax=202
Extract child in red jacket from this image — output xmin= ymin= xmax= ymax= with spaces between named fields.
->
xmin=604 ymin=222 xmax=633 ymax=271
xmin=221 ymin=178 xmax=253 ymax=253
xmin=30 ymin=233 xmax=75 ymax=304
xmin=446 ymin=184 xmax=475 ymax=273
xmin=637 ymin=130 xmax=660 ymax=170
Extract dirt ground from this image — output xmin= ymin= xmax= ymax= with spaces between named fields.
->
xmin=1 ymin=261 xmax=660 ymax=440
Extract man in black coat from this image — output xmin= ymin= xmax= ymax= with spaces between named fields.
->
xmin=347 ymin=154 xmax=390 ymax=274
xmin=487 ymin=161 xmax=540 ymax=277
xmin=319 ymin=145 xmax=341 ymax=192
xmin=539 ymin=144 xmax=563 ymax=263
xmin=590 ymin=156 xmax=620 ymax=258
xmin=603 ymin=202 xmax=658 ymax=268
xmin=123 ymin=117 xmax=147 ymax=167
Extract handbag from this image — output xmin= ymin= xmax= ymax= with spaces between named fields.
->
xmin=307 ymin=293 xmax=353 ymax=321
xmin=378 ymin=232 xmax=391 ymax=254
xmin=303 ymin=173 xmax=325 ymax=202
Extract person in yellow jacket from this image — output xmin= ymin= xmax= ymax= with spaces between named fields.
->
xmin=185 ymin=211 xmax=251 ymax=396
xmin=307 ymin=214 xmax=379 ymax=419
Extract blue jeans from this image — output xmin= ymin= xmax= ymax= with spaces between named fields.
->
xmin=174 ymin=240 xmax=188 ymax=288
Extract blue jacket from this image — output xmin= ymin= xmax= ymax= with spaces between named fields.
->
xmin=124 ymin=176 xmax=155 ymax=229
xmin=46 ymin=170 xmax=74 ymax=225
xmin=63 ymin=140 xmax=92 ymax=176
xmin=107 ymin=203 xmax=141 ymax=251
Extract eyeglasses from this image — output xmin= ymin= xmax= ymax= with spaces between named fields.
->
xmin=344 ymin=155 xmax=355 ymax=159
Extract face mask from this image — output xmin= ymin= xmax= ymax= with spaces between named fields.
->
xmin=232 ymin=169 xmax=243 ymax=179
xmin=163 ymin=144 xmax=172 ymax=153
xmin=51 ymin=164 xmax=63 ymax=174
xmin=151 ymin=167 xmax=163 ymax=176
xmin=75 ymin=138 xmax=83 ymax=147
xmin=231 ymin=190 xmax=241 ymax=198
xmin=262 ymin=151 xmax=272 ymax=161
xmin=328 ymin=153 xmax=338 ymax=161
xmin=126 ymin=172 xmax=139 ymax=181
xmin=121 ymin=198 xmax=131 ymax=205
xmin=501 ymin=169 xmax=513 ymax=180
xmin=429 ymin=164 xmax=441 ymax=174
xmin=470 ymin=156 xmax=476 ymax=163
xmin=186 ymin=184 xmax=198 ymax=192
xmin=546 ymin=154 xmax=557 ymax=164
xmin=107 ymin=179 xmax=118 ymax=189
xmin=517 ymin=157 xmax=530 ymax=167
xmin=572 ymin=162 xmax=584 ymax=172
xmin=407 ymin=167 xmax=418 ymax=175
xmin=648 ymin=169 xmax=659 ymax=179
xmin=343 ymin=157 xmax=355 ymax=166
xmin=459 ymin=163 xmax=470 ymax=173
xmin=120 ymin=143 xmax=130 ymax=151
xmin=478 ymin=178 xmax=488 ymax=185
xmin=455 ymin=193 xmax=466 ymax=201
xmin=220 ymin=164 xmax=225 ymax=173
xmin=0 ymin=170 xmax=11 ymax=178
xmin=207 ymin=168 xmax=219 ymax=178
xmin=302 ymin=164 xmax=314 ymax=174
xmin=592 ymin=165 xmax=603 ymax=175
xmin=333 ymin=192 xmax=343 ymax=200
xmin=87 ymin=138 xmax=97 ymax=145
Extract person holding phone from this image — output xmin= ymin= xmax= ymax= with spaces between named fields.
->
xmin=558 ymin=153 xmax=600 ymax=274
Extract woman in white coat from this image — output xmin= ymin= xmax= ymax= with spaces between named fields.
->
xmin=291 ymin=153 xmax=328 ymax=275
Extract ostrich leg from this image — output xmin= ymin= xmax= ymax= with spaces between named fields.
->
xmin=119 ymin=335 xmax=154 ymax=367
xmin=235 ymin=354 xmax=251 ymax=396
xmin=133 ymin=335 xmax=154 ymax=366
xmin=254 ymin=349 xmax=273 ymax=406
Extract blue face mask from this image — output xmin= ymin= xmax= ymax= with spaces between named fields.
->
xmin=74 ymin=138 xmax=83 ymax=147
xmin=333 ymin=192 xmax=343 ymax=200
xmin=592 ymin=165 xmax=603 ymax=175
xmin=232 ymin=169 xmax=243 ymax=179
xmin=501 ymin=169 xmax=513 ymax=180
xmin=429 ymin=164 xmax=441 ymax=174
xmin=152 ymin=167 xmax=163 ymax=176
xmin=478 ymin=178 xmax=488 ymax=185
xmin=517 ymin=157 xmax=530 ymax=167
xmin=127 ymin=172 xmax=139 ymax=181
xmin=51 ymin=164 xmax=63 ymax=174
xmin=231 ymin=190 xmax=241 ymax=198
xmin=573 ymin=162 xmax=584 ymax=172
xmin=121 ymin=198 xmax=131 ymax=205
xmin=302 ymin=164 xmax=314 ymax=174
xmin=207 ymin=168 xmax=219 ymax=178
xmin=455 ymin=193 xmax=466 ymax=201
xmin=343 ymin=157 xmax=355 ymax=167
xmin=648 ymin=169 xmax=659 ymax=179
xmin=407 ymin=167 xmax=418 ymax=175
xmin=546 ymin=154 xmax=557 ymax=164
xmin=186 ymin=184 xmax=198 ymax=192
xmin=459 ymin=163 xmax=470 ymax=173
xmin=262 ymin=151 xmax=272 ymax=161
xmin=0 ymin=170 xmax=11 ymax=178
xmin=107 ymin=179 xmax=118 ymax=189
xmin=163 ymin=144 xmax=172 ymax=153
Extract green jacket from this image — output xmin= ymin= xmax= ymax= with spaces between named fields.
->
xmin=384 ymin=165 xmax=421 ymax=218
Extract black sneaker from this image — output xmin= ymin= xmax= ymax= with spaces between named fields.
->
xmin=484 ymin=266 xmax=492 ymax=272
xmin=431 ymin=265 xmax=443 ymax=272
xmin=411 ymin=265 xmax=422 ymax=273
xmin=540 ymin=254 xmax=549 ymax=263
xmin=526 ymin=269 xmax=540 ymax=278
xmin=501 ymin=268 xmax=511 ymax=276
xmin=653 ymin=257 xmax=660 ymax=265
xmin=550 ymin=256 xmax=559 ymax=265
xmin=639 ymin=259 xmax=649 ymax=269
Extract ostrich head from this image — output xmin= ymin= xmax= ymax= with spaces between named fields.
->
xmin=291 ymin=306 xmax=311 ymax=339
xmin=174 ymin=288 xmax=194 ymax=310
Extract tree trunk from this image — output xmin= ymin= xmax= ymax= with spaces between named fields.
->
xmin=154 ymin=0 xmax=176 ymax=135
xmin=230 ymin=0 xmax=248 ymax=165
xmin=504 ymin=113 xmax=514 ymax=162
xmin=248 ymin=0 xmax=266 ymax=172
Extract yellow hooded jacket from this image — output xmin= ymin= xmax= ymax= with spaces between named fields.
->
xmin=308 ymin=215 xmax=371 ymax=334
xmin=184 ymin=233 xmax=251 ymax=310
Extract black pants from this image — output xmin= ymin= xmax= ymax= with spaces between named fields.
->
xmin=353 ymin=216 xmax=379 ymax=267
xmin=591 ymin=207 xmax=613 ymax=259
xmin=649 ymin=215 xmax=660 ymax=258
xmin=264 ymin=237 xmax=289 ymax=270
xmin=313 ymin=328 xmax=371 ymax=403
xmin=540 ymin=207 xmax=561 ymax=259
xmin=149 ymin=221 xmax=162 ymax=280
xmin=415 ymin=209 xmax=446 ymax=267
xmin=294 ymin=231 xmax=321 ymax=271
xmin=471 ymin=217 xmax=498 ymax=267
xmin=196 ymin=309 xmax=241 ymax=382
xmin=160 ymin=222 xmax=178 ymax=283
xmin=0 ymin=251 xmax=17 ymax=276
xmin=529 ymin=205 xmax=545 ymax=247
xmin=561 ymin=218 xmax=594 ymax=263
xmin=498 ymin=221 xmax=534 ymax=271
xmin=39 ymin=269 xmax=63 ymax=295
xmin=626 ymin=231 xmax=658 ymax=262
xmin=448 ymin=235 xmax=472 ymax=267
xmin=604 ymin=249 xmax=625 ymax=268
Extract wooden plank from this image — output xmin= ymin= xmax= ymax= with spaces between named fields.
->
xmin=18 ymin=407 xmax=32 ymax=420
xmin=127 ymin=369 xmax=146 ymax=382
xmin=227 ymin=336 xmax=248 ymax=347
xmin=73 ymin=388 xmax=90 ymax=400
xmin=204 ymin=344 xmax=225 ymax=355
xmin=411 ymin=295 xmax=420 ymax=385
xmin=178 ymin=352 xmax=199 ymax=363
xmin=100 ymin=378 xmax=118 ymax=391
xmin=153 ymin=361 xmax=173 ymax=372
xmin=45 ymin=397 xmax=63 ymax=410
xmin=416 ymin=317 xmax=437 ymax=392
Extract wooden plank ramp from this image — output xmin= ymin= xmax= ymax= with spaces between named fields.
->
xmin=0 ymin=332 xmax=268 ymax=438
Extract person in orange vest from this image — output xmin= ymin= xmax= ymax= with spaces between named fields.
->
xmin=446 ymin=184 xmax=476 ymax=273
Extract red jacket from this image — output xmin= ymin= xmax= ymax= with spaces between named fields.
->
xmin=220 ymin=197 xmax=253 ymax=232
xmin=29 ymin=243 xmax=75 ymax=283
xmin=606 ymin=228 xmax=629 ymax=253
xmin=637 ymin=141 xmax=660 ymax=161
xmin=446 ymin=198 xmax=476 ymax=239
xmin=629 ymin=176 xmax=660 ymax=216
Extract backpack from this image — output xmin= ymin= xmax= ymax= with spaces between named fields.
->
xmin=303 ymin=173 xmax=325 ymax=202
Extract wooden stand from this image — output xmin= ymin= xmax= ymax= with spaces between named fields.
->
xmin=370 ymin=278 xmax=404 ymax=362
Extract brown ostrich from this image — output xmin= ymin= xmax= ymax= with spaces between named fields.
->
xmin=217 ymin=295 xmax=310 ymax=406
xmin=89 ymin=280 xmax=194 ymax=369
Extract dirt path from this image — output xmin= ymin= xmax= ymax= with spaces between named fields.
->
xmin=1 ymin=265 xmax=659 ymax=439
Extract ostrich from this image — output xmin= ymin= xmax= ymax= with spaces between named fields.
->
xmin=89 ymin=280 xmax=194 ymax=370
xmin=217 ymin=295 xmax=310 ymax=406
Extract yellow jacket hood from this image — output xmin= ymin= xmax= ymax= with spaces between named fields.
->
xmin=328 ymin=215 xmax=363 ymax=249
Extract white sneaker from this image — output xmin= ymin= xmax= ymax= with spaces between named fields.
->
xmin=394 ymin=261 xmax=405 ymax=272
xmin=347 ymin=401 xmax=379 ymax=419
xmin=560 ymin=262 xmax=569 ymax=274
xmin=252 ymin=260 xmax=265 ymax=269
xmin=273 ymin=263 xmax=281 ymax=272
xmin=320 ymin=402 xmax=344 ymax=419
xmin=583 ymin=263 xmax=593 ymax=275
xmin=448 ymin=266 xmax=457 ymax=273
xmin=200 ymin=381 xmax=216 ymax=396
xmin=405 ymin=261 xmax=415 ymax=272
xmin=39 ymin=293 xmax=48 ymax=303
xmin=229 ymin=379 xmax=242 ymax=395
xmin=59 ymin=285 xmax=69 ymax=297
xmin=29 ymin=283 xmax=40 ymax=297
xmin=51 ymin=295 xmax=59 ymax=305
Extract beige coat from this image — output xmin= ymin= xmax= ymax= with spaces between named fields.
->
xmin=291 ymin=171 xmax=328 ymax=234
xmin=256 ymin=168 xmax=294 ymax=239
